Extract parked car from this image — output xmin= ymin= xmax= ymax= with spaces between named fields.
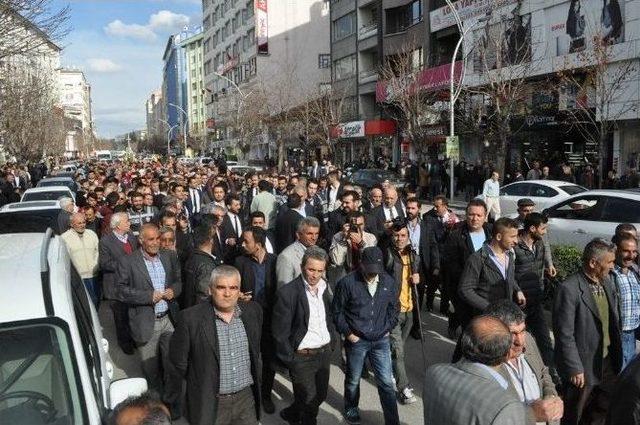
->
xmin=228 ymin=165 xmax=257 ymax=176
xmin=21 ymin=186 xmax=75 ymax=202
xmin=347 ymin=169 xmax=405 ymax=190
xmin=0 ymin=230 xmax=147 ymax=424
xmin=496 ymin=180 xmax=587 ymax=217
xmin=37 ymin=176 xmax=77 ymax=193
xmin=543 ymin=189 xmax=640 ymax=249
xmin=0 ymin=201 xmax=63 ymax=234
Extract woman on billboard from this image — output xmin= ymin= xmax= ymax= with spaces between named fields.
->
xmin=601 ymin=0 xmax=623 ymax=43
xmin=566 ymin=0 xmax=586 ymax=52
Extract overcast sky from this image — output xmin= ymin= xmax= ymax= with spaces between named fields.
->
xmin=54 ymin=0 xmax=202 ymax=138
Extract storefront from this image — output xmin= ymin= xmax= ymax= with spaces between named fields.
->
xmin=332 ymin=120 xmax=397 ymax=165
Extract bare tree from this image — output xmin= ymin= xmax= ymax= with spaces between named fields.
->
xmin=378 ymin=44 xmax=443 ymax=153
xmin=557 ymin=36 xmax=637 ymax=187
xmin=0 ymin=0 xmax=70 ymax=60
xmin=461 ymin=0 xmax=539 ymax=177
xmin=0 ymin=66 xmax=65 ymax=161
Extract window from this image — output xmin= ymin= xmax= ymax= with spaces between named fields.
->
xmin=501 ymin=182 xmax=530 ymax=197
xmin=333 ymin=54 xmax=356 ymax=80
xmin=560 ymin=185 xmax=587 ymax=196
xmin=318 ymin=53 xmax=330 ymax=69
xmin=546 ymin=196 xmax=605 ymax=220
xmin=409 ymin=0 xmax=422 ymax=26
xmin=600 ymin=197 xmax=640 ymax=223
xmin=385 ymin=1 xmax=422 ymax=34
xmin=333 ymin=13 xmax=355 ymax=40
xmin=529 ymin=184 xmax=558 ymax=198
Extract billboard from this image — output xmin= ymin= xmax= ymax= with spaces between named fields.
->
xmin=430 ymin=0 xmax=518 ymax=32
xmin=256 ymin=0 xmax=269 ymax=55
xmin=545 ymin=0 xmax=624 ymax=56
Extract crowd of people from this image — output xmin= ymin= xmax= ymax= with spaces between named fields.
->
xmin=0 ymin=156 xmax=639 ymax=425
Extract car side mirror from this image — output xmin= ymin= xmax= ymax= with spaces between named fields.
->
xmin=109 ymin=378 xmax=148 ymax=409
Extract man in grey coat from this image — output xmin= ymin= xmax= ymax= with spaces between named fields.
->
xmin=553 ymin=238 xmax=622 ymax=425
xmin=423 ymin=315 xmax=527 ymax=425
xmin=276 ymin=217 xmax=320 ymax=288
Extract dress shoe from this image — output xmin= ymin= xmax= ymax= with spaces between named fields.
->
xmin=410 ymin=328 xmax=422 ymax=340
xmin=262 ymin=396 xmax=275 ymax=414
xmin=280 ymin=407 xmax=301 ymax=425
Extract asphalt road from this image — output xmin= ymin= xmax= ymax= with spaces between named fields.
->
xmin=99 ymin=297 xmax=456 ymax=425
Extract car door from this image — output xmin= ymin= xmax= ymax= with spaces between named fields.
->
xmin=599 ymin=196 xmax=640 ymax=236
xmin=500 ymin=182 xmax=531 ymax=216
xmin=528 ymin=183 xmax=559 ymax=210
xmin=545 ymin=195 xmax=607 ymax=248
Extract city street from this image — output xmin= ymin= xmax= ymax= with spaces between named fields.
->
xmin=100 ymin=298 xmax=455 ymax=425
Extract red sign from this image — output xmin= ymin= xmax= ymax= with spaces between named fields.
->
xmin=376 ymin=61 xmax=463 ymax=102
xmin=330 ymin=120 xmax=396 ymax=139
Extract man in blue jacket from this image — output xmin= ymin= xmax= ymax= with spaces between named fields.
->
xmin=332 ymin=246 xmax=400 ymax=425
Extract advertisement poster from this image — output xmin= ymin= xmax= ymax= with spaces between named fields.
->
xmin=546 ymin=0 xmax=624 ymax=56
xmin=256 ymin=0 xmax=268 ymax=54
xmin=429 ymin=0 xmax=518 ymax=32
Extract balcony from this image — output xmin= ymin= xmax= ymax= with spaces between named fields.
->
xmin=358 ymin=22 xmax=378 ymax=40
xmin=358 ymin=68 xmax=378 ymax=84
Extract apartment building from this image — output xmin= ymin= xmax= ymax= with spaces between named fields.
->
xmin=180 ymin=32 xmax=207 ymax=147
xmin=202 ymin=0 xmax=331 ymax=158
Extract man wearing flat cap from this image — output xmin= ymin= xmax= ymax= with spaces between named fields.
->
xmin=332 ymin=246 xmax=400 ymax=425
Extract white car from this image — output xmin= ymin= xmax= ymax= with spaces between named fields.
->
xmin=543 ymin=189 xmax=640 ymax=249
xmin=21 ymin=186 xmax=75 ymax=202
xmin=0 ymin=230 xmax=146 ymax=424
xmin=497 ymin=180 xmax=587 ymax=216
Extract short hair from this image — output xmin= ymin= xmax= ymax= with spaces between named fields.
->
xmin=348 ymin=210 xmax=365 ymax=221
xmin=110 ymin=391 xmax=170 ymax=425
xmin=59 ymin=197 xmax=74 ymax=209
xmin=307 ymin=178 xmax=319 ymax=187
xmin=158 ymin=226 xmax=174 ymax=238
xmin=341 ymin=190 xmax=360 ymax=201
xmin=613 ymin=223 xmax=637 ymax=244
xmin=460 ymin=315 xmax=512 ymax=366
xmin=193 ymin=224 xmax=212 ymax=247
xmin=296 ymin=216 xmax=321 ymax=233
xmin=492 ymin=217 xmax=519 ymax=238
xmin=106 ymin=191 xmax=120 ymax=207
xmin=301 ymin=246 xmax=329 ymax=268
xmin=249 ymin=211 xmax=265 ymax=221
xmin=213 ymin=183 xmax=227 ymax=193
xmin=582 ymin=238 xmax=616 ymax=267
xmin=466 ymin=198 xmax=487 ymax=213
xmin=130 ymin=191 xmax=143 ymax=200
xmin=433 ymin=194 xmax=448 ymax=206
xmin=258 ymin=180 xmax=271 ymax=192
xmin=287 ymin=192 xmax=303 ymax=209
xmin=209 ymin=265 xmax=241 ymax=288
xmin=484 ymin=300 xmax=526 ymax=326
xmin=140 ymin=223 xmax=159 ymax=236
xmin=615 ymin=233 xmax=638 ymax=248
xmin=225 ymin=193 xmax=240 ymax=206
xmin=406 ymin=197 xmax=421 ymax=207
xmin=110 ymin=212 xmax=128 ymax=229
xmin=243 ymin=225 xmax=266 ymax=247
xmin=523 ymin=212 xmax=548 ymax=231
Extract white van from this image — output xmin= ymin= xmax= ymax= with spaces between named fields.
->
xmin=0 ymin=230 xmax=146 ymax=424
xmin=95 ymin=150 xmax=112 ymax=162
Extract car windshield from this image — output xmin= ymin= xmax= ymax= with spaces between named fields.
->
xmin=22 ymin=192 xmax=68 ymax=202
xmin=560 ymin=185 xmax=587 ymax=195
xmin=367 ymin=170 xmax=397 ymax=180
xmin=38 ymin=181 xmax=75 ymax=191
xmin=0 ymin=210 xmax=61 ymax=235
xmin=0 ymin=322 xmax=83 ymax=425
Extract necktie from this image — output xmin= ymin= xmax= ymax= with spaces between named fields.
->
xmin=234 ymin=215 xmax=241 ymax=237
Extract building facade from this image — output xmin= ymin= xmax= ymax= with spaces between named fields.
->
xmin=145 ymin=89 xmax=164 ymax=139
xmin=58 ymin=69 xmax=93 ymax=156
xmin=202 ymin=0 xmax=331 ymax=159
xmin=162 ymin=26 xmax=202 ymax=148
xmin=180 ymin=31 xmax=207 ymax=150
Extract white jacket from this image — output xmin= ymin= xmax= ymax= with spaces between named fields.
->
xmin=61 ymin=229 xmax=99 ymax=278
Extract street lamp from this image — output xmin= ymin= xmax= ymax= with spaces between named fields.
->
xmin=445 ymin=0 xmax=488 ymax=201
xmin=168 ymin=102 xmax=189 ymax=156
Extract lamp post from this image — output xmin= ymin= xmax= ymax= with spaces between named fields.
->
xmin=445 ymin=0 xmax=487 ymax=201
xmin=168 ymin=102 xmax=189 ymax=156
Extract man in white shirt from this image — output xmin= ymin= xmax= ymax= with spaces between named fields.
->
xmin=62 ymin=212 xmax=100 ymax=307
xmin=483 ymin=171 xmax=502 ymax=220
xmin=272 ymin=247 xmax=336 ymax=425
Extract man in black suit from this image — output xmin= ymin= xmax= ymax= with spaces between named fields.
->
xmin=362 ymin=186 xmax=383 ymax=214
xmin=99 ymin=212 xmax=138 ymax=354
xmin=272 ymin=246 xmax=336 ymax=425
xmin=443 ymin=199 xmax=492 ymax=337
xmin=553 ymin=238 xmax=622 ymax=425
xmin=326 ymin=170 xmax=344 ymax=213
xmin=607 ymin=354 xmax=640 ymax=425
xmin=275 ymin=191 xmax=305 ymax=253
xmin=306 ymin=178 xmax=324 ymax=219
xmin=235 ymin=226 xmax=279 ymax=414
xmin=170 ymin=265 xmax=263 ymax=425
xmin=324 ymin=190 xmax=359 ymax=243
xmin=219 ymin=193 xmax=243 ymax=263
xmin=185 ymin=175 xmax=203 ymax=227
xmin=365 ymin=186 xmax=405 ymax=241
xmin=249 ymin=211 xmax=276 ymax=254
xmin=183 ymin=224 xmax=222 ymax=308
xmin=117 ymin=223 xmax=182 ymax=414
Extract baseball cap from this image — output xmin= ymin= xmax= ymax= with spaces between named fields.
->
xmin=360 ymin=247 xmax=385 ymax=275
xmin=517 ymin=198 xmax=536 ymax=208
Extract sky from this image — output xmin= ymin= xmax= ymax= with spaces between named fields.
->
xmin=53 ymin=0 xmax=202 ymax=138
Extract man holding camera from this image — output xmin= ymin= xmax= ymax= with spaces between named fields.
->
xmin=383 ymin=222 xmax=420 ymax=405
xmin=329 ymin=211 xmax=377 ymax=277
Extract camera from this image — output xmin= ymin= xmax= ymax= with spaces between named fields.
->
xmin=391 ymin=216 xmax=408 ymax=232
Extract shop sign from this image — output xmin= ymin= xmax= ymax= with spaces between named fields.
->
xmin=430 ymin=0 xmax=518 ymax=32
xmin=335 ymin=121 xmax=365 ymax=139
xmin=376 ymin=62 xmax=462 ymax=102
xmin=424 ymin=125 xmax=447 ymax=138
xmin=446 ymin=136 xmax=460 ymax=161
xmin=524 ymin=115 xmax=557 ymax=127
xmin=256 ymin=0 xmax=269 ymax=54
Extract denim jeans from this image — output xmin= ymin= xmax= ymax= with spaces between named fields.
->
xmin=344 ymin=336 xmax=399 ymax=425
xmin=82 ymin=277 xmax=100 ymax=308
xmin=621 ymin=329 xmax=637 ymax=370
